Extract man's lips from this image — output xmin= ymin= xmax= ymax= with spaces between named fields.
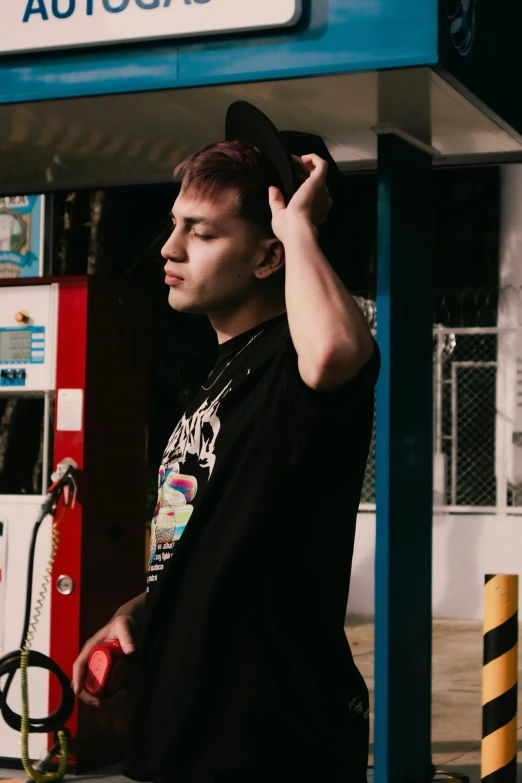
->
xmin=165 ymin=272 xmax=184 ymax=285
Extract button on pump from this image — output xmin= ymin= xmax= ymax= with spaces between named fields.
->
xmin=0 ymin=368 xmax=26 ymax=386
xmin=14 ymin=311 xmax=30 ymax=325
xmin=57 ymin=575 xmax=74 ymax=595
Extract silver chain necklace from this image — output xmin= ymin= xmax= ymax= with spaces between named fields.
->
xmin=201 ymin=329 xmax=265 ymax=391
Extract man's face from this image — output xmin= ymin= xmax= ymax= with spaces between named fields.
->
xmin=162 ymin=187 xmax=269 ymax=315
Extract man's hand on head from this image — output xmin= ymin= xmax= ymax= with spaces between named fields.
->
xmin=268 ymin=154 xmax=333 ymax=245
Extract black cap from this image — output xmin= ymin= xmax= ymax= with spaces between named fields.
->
xmin=279 ymin=129 xmax=346 ymax=268
xmin=225 ymin=100 xmax=346 ymax=270
xmin=225 ymin=100 xmax=299 ymax=205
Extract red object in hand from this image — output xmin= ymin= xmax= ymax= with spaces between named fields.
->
xmin=84 ymin=640 xmax=132 ymax=699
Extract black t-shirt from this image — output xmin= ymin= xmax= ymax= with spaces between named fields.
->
xmin=123 ymin=312 xmax=380 ymax=782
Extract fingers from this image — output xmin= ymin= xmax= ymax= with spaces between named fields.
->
xmin=72 ymin=634 xmax=101 ymax=695
xmin=77 ymin=689 xmax=101 ymax=708
xmin=268 ymin=185 xmax=286 ymax=214
xmin=76 ymin=687 xmax=128 ymax=708
xmin=72 ymin=617 xmax=136 ymax=697
xmin=71 ymin=660 xmax=87 ymax=697
xmin=300 ymin=154 xmax=328 ymax=182
xmin=113 ymin=616 xmax=137 ymax=655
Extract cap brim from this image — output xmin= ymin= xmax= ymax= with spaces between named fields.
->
xmin=225 ymin=100 xmax=297 ymax=205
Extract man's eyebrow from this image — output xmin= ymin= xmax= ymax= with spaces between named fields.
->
xmin=170 ymin=210 xmax=220 ymax=229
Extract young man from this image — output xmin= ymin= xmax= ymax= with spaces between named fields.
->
xmin=72 ymin=105 xmax=379 ymax=783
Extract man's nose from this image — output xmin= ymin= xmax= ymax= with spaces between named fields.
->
xmin=161 ymin=229 xmax=186 ymax=262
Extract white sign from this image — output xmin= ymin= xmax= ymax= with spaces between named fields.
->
xmin=0 ymin=196 xmax=44 ymax=279
xmin=0 ymin=0 xmax=302 ymax=55
xmin=57 ymin=388 xmax=83 ymax=432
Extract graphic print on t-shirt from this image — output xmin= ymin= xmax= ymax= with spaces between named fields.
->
xmin=147 ymin=381 xmax=232 ymax=590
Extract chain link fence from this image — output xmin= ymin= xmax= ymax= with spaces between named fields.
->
xmin=360 ymin=414 xmax=376 ymax=505
xmin=359 ymin=325 xmax=522 ymax=512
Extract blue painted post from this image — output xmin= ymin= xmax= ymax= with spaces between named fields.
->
xmin=374 ymin=132 xmax=434 ymax=783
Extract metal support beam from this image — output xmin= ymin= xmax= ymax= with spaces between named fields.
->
xmin=374 ymin=133 xmax=434 ymax=783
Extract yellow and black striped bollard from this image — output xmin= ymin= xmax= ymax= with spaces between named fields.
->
xmin=482 ymin=574 xmax=518 ymax=783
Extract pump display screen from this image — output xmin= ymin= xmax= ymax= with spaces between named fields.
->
xmin=0 ymin=330 xmax=31 ymax=363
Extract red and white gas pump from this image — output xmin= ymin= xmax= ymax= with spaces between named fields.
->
xmin=0 ymin=276 xmax=148 ymax=773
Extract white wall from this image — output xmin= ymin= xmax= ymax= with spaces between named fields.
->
xmin=347 ymin=512 xmax=376 ymax=617
xmin=347 ymin=511 xmax=522 ymax=620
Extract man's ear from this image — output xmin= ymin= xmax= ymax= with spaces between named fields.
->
xmin=255 ymin=238 xmax=285 ymax=280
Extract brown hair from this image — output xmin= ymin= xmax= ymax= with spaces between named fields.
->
xmin=174 ymin=140 xmax=285 ymax=237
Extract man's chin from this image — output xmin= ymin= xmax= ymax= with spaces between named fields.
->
xmin=167 ymin=289 xmax=206 ymax=315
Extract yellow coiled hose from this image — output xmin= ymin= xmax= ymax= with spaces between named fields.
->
xmin=20 ymin=509 xmax=69 ymax=783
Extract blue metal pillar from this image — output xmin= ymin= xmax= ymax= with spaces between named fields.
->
xmin=374 ymin=133 xmax=434 ymax=783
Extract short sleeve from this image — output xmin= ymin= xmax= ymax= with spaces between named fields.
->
xmin=281 ymin=335 xmax=380 ymax=422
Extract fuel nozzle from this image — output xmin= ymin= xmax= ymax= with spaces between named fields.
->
xmin=47 ymin=458 xmax=78 ymax=514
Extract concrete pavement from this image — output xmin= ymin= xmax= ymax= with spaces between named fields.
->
xmin=346 ymin=618 xmax=522 ymax=783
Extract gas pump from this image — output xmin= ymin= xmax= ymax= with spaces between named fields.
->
xmin=0 ymin=277 xmax=148 ymax=773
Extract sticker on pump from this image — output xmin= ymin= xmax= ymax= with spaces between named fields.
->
xmin=57 ymin=389 xmax=83 ymax=432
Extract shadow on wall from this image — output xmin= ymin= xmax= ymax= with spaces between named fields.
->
xmin=433 ymin=512 xmax=481 ymax=619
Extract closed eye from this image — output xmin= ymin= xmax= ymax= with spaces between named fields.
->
xmin=168 ymin=213 xmax=216 ymax=240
